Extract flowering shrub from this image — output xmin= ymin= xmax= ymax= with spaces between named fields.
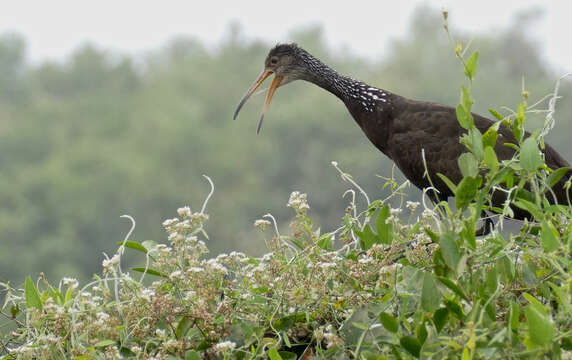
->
xmin=1 ymin=169 xmax=440 ymax=359
xmin=2 ymin=145 xmax=572 ymax=359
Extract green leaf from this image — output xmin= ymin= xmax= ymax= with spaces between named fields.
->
xmin=561 ymin=337 xmax=572 ymax=351
xmin=355 ymin=224 xmax=377 ymax=250
xmin=439 ymin=232 xmax=461 ymax=272
xmin=513 ymin=199 xmax=543 ymax=220
xmin=461 ymin=86 xmax=473 ymax=111
xmin=361 ymin=351 xmax=382 ymax=360
xmin=278 ymin=351 xmax=297 ymax=360
xmin=497 ymin=255 xmax=515 ymax=284
xmin=456 ymin=104 xmax=474 ymax=130
xmin=464 ymin=51 xmax=479 ymax=79
xmin=195 ymin=339 xmax=211 ymax=351
xmin=437 ymin=173 xmax=457 ymax=193
xmin=10 ymin=304 xmax=20 ymax=318
xmin=433 ymin=308 xmax=448 ymax=333
xmin=131 ymin=267 xmax=168 ymax=278
xmin=416 ymin=322 xmax=428 ymax=345
xmin=352 ymin=322 xmax=369 ymax=330
xmin=185 ymin=350 xmax=202 ymax=360
xmin=521 ymin=137 xmax=543 ymax=172
xmin=437 ymin=276 xmax=469 ymax=301
xmin=523 ymin=293 xmax=548 ymax=315
xmin=425 ymin=228 xmax=440 ymax=244
xmin=272 ymin=313 xmax=306 ymax=331
xmin=317 ymin=234 xmax=333 ymax=251
xmin=64 ymin=286 xmax=73 ymax=303
xmin=455 ymin=176 xmax=479 ymax=210
xmin=488 ymin=108 xmax=504 ymax=121
xmin=25 ymin=276 xmax=42 ymax=311
xmin=268 ymin=347 xmax=283 ymax=360
xmin=116 ymin=240 xmax=148 ymax=253
xmin=445 ymin=298 xmax=465 ymax=319
xmin=391 ymin=345 xmax=404 ymax=360
xmin=502 ymin=139 xmax=520 ymax=152
xmin=282 ymin=330 xmax=292 ymax=347
xmin=462 ymin=348 xmax=471 ymax=360
xmin=547 ymin=167 xmax=570 ymax=188
xmin=467 ymin=128 xmax=484 ymax=160
xmin=509 ymin=302 xmax=520 ymax=332
xmin=548 ymin=282 xmax=572 ymax=314
xmin=375 ymin=205 xmax=393 ymax=244
xmin=458 ymin=152 xmax=479 ymax=178
xmin=541 ymin=221 xmax=559 ymax=253
xmin=399 ymin=335 xmax=421 ymax=358
xmin=526 ymin=306 xmax=554 ymax=346
xmin=513 ymin=104 xmax=525 ymax=142
xmin=482 ymin=128 xmax=498 ymax=149
xmin=290 ymin=238 xmax=305 ymax=250
xmin=421 ymin=273 xmax=440 ymax=312
xmin=485 ymin=267 xmax=498 ymax=295
xmin=176 ymin=316 xmax=193 ymax=340
xmin=483 ymin=146 xmax=499 ymax=172
xmin=379 ymin=312 xmax=399 ymax=333
xmin=94 ymin=340 xmax=116 ymax=348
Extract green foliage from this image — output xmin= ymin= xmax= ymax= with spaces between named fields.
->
xmin=1 ymin=6 xmax=571 ymax=287
xmin=3 ymin=108 xmax=572 ymax=357
xmin=24 ymin=277 xmax=42 ymax=311
xmin=520 ymin=137 xmax=543 ymax=172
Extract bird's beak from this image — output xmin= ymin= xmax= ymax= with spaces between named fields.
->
xmin=233 ymin=69 xmax=283 ymax=134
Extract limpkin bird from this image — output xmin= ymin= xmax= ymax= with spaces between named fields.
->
xmin=233 ymin=43 xmax=571 ymax=227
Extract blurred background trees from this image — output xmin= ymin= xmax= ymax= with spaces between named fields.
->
xmin=0 ymin=6 xmax=570 ymax=284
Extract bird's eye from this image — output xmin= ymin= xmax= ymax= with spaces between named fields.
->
xmin=270 ymin=57 xmax=278 ymax=65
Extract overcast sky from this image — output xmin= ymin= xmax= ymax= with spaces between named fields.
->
xmin=0 ymin=0 xmax=570 ymax=71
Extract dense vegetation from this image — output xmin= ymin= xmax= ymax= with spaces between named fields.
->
xmin=1 ymin=6 xmax=572 ymax=359
xmin=0 ymin=7 xmax=570 ymax=285
xmin=2 ymin=59 xmax=572 ymax=356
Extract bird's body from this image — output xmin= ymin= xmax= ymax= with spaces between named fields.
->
xmin=234 ymin=43 xmax=571 ymax=221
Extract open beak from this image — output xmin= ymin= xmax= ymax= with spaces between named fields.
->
xmin=233 ymin=69 xmax=283 ymax=134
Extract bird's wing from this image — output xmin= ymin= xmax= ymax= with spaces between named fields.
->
xmin=389 ymin=104 xmax=469 ymax=200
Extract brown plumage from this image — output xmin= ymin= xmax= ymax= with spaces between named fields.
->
xmin=233 ymin=43 xmax=571 ymax=222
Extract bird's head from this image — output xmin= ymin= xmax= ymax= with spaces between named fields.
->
xmin=233 ymin=43 xmax=308 ymax=133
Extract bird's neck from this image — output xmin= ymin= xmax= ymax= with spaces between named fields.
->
xmin=300 ymin=56 xmax=393 ymax=153
xmin=302 ymin=60 xmax=391 ymax=119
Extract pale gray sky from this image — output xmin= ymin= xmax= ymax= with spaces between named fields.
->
xmin=0 ymin=0 xmax=570 ymax=71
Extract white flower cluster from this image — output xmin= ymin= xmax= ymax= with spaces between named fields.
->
xmin=177 ymin=206 xmax=191 ymax=218
xmin=169 ymin=270 xmax=184 ymax=280
xmin=422 ymin=209 xmax=436 ymax=220
xmin=254 ymin=219 xmax=271 ymax=231
xmin=390 ymin=207 xmax=402 ymax=216
xmin=140 ymin=288 xmax=155 ymax=302
xmin=204 ymin=258 xmax=228 ymax=275
xmin=358 ymin=256 xmax=375 ymax=265
xmin=287 ymin=191 xmax=310 ymax=211
xmin=8 ymin=343 xmax=37 ymax=357
xmin=155 ymin=329 xmax=167 ymax=340
xmin=156 ymin=244 xmax=172 ymax=256
xmin=406 ymin=201 xmax=420 ymax=211
xmin=102 ymin=254 xmax=120 ymax=273
xmin=62 ymin=277 xmax=79 ymax=290
xmin=214 ymin=340 xmax=236 ymax=353
xmin=162 ymin=217 xmax=179 ymax=229
xmin=190 ymin=212 xmax=209 ymax=224
xmin=379 ymin=263 xmax=403 ymax=274
xmin=94 ymin=311 xmax=110 ymax=327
